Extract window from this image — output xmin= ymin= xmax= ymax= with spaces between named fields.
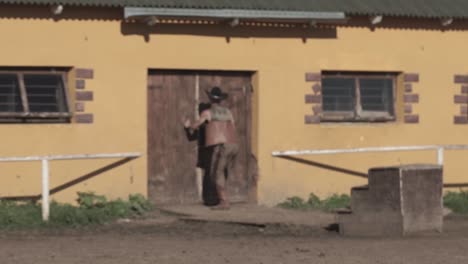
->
xmin=0 ymin=70 xmax=70 ymax=123
xmin=321 ymin=72 xmax=396 ymax=122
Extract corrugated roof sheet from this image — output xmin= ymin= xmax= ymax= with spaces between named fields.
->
xmin=1 ymin=0 xmax=468 ymax=19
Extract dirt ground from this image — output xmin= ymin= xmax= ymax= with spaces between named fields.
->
xmin=1 ymin=210 xmax=468 ymax=264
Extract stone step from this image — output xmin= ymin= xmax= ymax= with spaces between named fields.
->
xmin=338 ymin=212 xmax=403 ymax=237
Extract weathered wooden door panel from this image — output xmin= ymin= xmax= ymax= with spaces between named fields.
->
xmin=148 ymin=70 xmax=254 ymax=204
xmin=148 ymin=72 xmax=198 ymax=204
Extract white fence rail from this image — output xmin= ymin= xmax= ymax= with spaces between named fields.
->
xmin=272 ymin=145 xmax=468 ymax=166
xmin=0 ymin=152 xmax=140 ymax=221
xmin=272 ymin=145 xmax=468 ymax=187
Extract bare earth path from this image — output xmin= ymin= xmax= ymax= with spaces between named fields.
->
xmin=1 ymin=208 xmax=468 ymax=264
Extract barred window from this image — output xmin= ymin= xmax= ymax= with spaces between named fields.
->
xmin=0 ymin=70 xmax=70 ymax=123
xmin=321 ymin=72 xmax=396 ymax=122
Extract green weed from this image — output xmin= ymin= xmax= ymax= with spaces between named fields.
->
xmin=279 ymin=191 xmax=468 ymax=215
xmin=277 ymin=193 xmax=350 ymax=212
xmin=444 ymin=191 xmax=468 ymax=214
xmin=0 ymin=192 xmax=153 ymax=229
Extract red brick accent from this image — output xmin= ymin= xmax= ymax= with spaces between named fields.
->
xmin=312 ymin=84 xmax=321 ymax=94
xmin=404 ymin=94 xmax=419 ymax=103
xmin=75 ymin=114 xmax=93 ymax=124
xmin=404 ymin=104 xmax=412 ymax=114
xmin=462 ymin=86 xmax=468 ymax=94
xmin=305 ymin=115 xmax=320 ymax=124
xmin=454 ymin=115 xmax=468 ymax=124
xmin=404 ymin=84 xmax=412 ymax=93
xmin=305 ymin=72 xmax=321 ymax=82
xmin=305 ymin=94 xmax=321 ymax=104
xmin=75 ymin=68 xmax=94 ymax=79
xmin=75 ymin=79 xmax=85 ymax=89
xmin=404 ymin=115 xmax=419 ymax=123
xmin=75 ymin=102 xmax=85 ymax=112
xmin=454 ymin=75 xmax=468 ymax=84
xmin=461 ymin=105 xmax=468 ymax=115
xmin=404 ymin=73 xmax=419 ymax=83
xmin=454 ymin=95 xmax=468 ymax=104
xmin=76 ymin=91 xmax=93 ymax=101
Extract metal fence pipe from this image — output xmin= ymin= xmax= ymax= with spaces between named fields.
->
xmin=41 ymin=159 xmax=49 ymax=221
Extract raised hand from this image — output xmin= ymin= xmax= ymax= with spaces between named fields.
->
xmin=183 ymin=119 xmax=192 ymax=128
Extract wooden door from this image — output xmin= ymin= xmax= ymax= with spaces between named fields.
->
xmin=148 ymin=70 xmax=255 ymax=204
xmin=147 ymin=71 xmax=198 ymax=204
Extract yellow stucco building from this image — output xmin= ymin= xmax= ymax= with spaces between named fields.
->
xmin=1 ymin=1 xmax=468 ymax=206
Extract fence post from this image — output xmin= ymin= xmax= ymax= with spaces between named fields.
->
xmin=41 ymin=159 xmax=50 ymax=221
xmin=437 ymin=147 xmax=444 ymax=166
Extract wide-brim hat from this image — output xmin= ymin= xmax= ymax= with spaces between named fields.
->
xmin=206 ymin=86 xmax=228 ymax=100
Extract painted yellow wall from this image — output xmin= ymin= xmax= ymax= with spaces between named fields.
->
xmin=0 ymin=6 xmax=467 ymax=206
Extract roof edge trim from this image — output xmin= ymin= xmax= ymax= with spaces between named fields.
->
xmin=124 ymin=7 xmax=347 ymax=22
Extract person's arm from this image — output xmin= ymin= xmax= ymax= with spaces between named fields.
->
xmin=184 ymin=110 xmax=210 ymax=131
xmin=183 ymin=120 xmax=198 ymax=141
xmin=191 ymin=110 xmax=210 ymax=130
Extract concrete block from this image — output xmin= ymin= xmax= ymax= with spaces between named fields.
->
xmin=400 ymin=165 xmax=443 ymax=234
xmin=338 ymin=211 xmax=403 ymax=237
xmin=350 ymin=185 xmax=371 ymax=214
xmin=368 ymin=167 xmax=402 ymax=211
xmin=339 ymin=164 xmax=443 ymax=237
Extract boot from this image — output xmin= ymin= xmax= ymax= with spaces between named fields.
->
xmin=211 ymin=185 xmax=230 ymax=210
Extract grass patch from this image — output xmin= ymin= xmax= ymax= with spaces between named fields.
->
xmin=277 ymin=193 xmax=350 ymax=212
xmin=444 ymin=191 xmax=468 ymax=214
xmin=0 ymin=192 xmax=152 ymax=229
xmin=279 ymin=191 xmax=468 ymax=215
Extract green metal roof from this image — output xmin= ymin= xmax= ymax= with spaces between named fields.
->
xmin=1 ymin=0 xmax=468 ymax=19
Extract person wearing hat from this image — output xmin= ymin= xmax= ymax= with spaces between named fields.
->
xmin=184 ymin=86 xmax=238 ymax=210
